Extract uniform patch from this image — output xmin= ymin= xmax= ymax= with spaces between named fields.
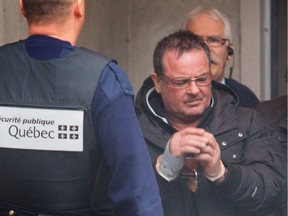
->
xmin=0 ymin=106 xmax=83 ymax=151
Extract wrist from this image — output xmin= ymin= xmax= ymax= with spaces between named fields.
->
xmin=155 ymin=139 xmax=184 ymax=181
xmin=205 ymin=161 xmax=226 ymax=182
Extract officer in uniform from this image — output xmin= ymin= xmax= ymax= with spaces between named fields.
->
xmin=0 ymin=0 xmax=163 ymax=215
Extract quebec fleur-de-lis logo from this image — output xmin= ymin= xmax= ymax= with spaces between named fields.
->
xmin=69 ymin=125 xmax=79 ymax=139
xmin=58 ymin=125 xmax=79 ymax=140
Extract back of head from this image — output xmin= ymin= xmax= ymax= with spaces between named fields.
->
xmin=22 ymin=0 xmax=74 ymax=25
xmin=153 ymin=30 xmax=211 ymax=76
xmin=182 ymin=6 xmax=232 ymax=41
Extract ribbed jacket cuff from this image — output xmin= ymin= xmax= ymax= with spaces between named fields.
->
xmin=156 ymin=139 xmax=184 ymax=181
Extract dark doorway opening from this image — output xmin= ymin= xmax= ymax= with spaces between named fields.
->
xmin=271 ymin=0 xmax=287 ymax=98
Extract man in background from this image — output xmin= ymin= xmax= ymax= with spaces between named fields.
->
xmin=183 ymin=6 xmax=259 ymax=108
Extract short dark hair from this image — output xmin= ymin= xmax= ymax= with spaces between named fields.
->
xmin=22 ymin=0 xmax=74 ymax=24
xmin=153 ymin=30 xmax=211 ymax=76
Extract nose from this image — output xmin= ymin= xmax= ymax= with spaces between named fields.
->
xmin=186 ymin=80 xmax=200 ymax=95
xmin=202 ymin=39 xmax=213 ymax=49
xmin=203 ymin=40 xmax=210 ymax=47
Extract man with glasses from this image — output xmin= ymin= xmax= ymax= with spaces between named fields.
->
xmin=183 ymin=6 xmax=259 ymax=108
xmin=135 ymin=30 xmax=286 ymax=216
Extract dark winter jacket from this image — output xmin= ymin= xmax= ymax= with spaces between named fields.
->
xmin=225 ymin=78 xmax=259 ymax=108
xmin=135 ymin=77 xmax=286 ymax=216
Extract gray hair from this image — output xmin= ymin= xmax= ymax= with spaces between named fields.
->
xmin=182 ymin=6 xmax=232 ymax=41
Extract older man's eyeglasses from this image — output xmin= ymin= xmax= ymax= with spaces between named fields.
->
xmin=159 ymin=73 xmax=212 ymax=88
xmin=202 ymin=36 xmax=229 ymax=47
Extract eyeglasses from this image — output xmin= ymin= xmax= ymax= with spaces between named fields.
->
xmin=159 ymin=73 xmax=212 ymax=88
xmin=202 ymin=36 xmax=229 ymax=47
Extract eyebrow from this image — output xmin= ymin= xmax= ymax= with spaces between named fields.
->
xmin=173 ymin=72 xmax=210 ymax=79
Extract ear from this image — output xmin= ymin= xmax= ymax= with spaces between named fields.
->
xmin=151 ymin=72 xmax=161 ymax=93
xmin=19 ymin=0 xmax=26 ymax=17
xmin=74 ymin=0 xmax=84 ymax=18
xmin=227 ymin=42 xmax=234 ymax=60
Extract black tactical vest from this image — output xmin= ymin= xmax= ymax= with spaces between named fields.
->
xmin=0 ymin=41 xmax=113 ymax=214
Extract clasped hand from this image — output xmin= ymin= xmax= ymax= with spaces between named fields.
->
xmin=169 ymin=127 xmax=222 ymax=177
